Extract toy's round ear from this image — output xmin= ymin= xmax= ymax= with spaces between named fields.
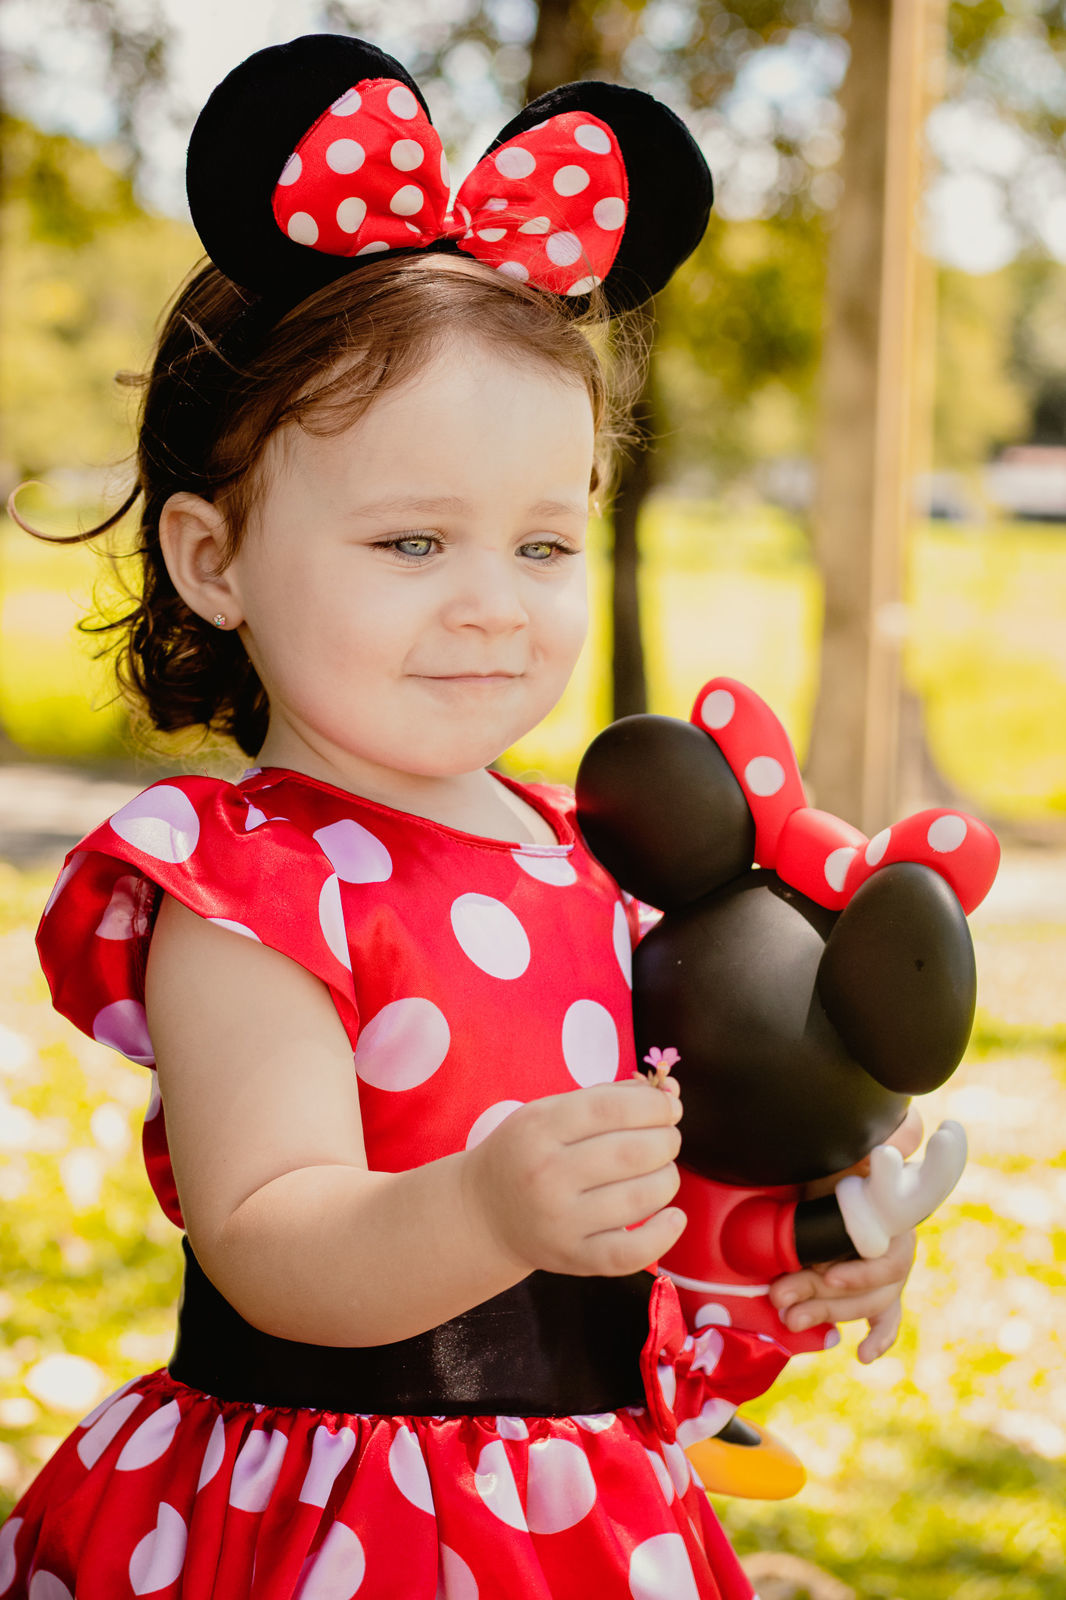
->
xmin=575 ymin=714 xmax=755 ymax=910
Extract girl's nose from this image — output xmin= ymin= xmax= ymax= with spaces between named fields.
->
xmin=442 ymin=551 xmax=529 ymax=633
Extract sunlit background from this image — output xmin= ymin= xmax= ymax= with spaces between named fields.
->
xmin=0 ymin=3 xmax=1063 ymax=1594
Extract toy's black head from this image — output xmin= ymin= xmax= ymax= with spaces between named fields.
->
xmin=576 ymin=710 xmax=980 ymax=1187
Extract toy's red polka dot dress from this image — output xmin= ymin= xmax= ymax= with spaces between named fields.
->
xmin=4 ymin=768 xmax=786 ymax=1600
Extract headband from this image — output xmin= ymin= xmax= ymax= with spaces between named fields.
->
xmin=691 ymin=677 xmax=1000 ymax=914
xmin=186 ymin=33 xmax=713 ymax=319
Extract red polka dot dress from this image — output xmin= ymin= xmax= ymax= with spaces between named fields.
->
xmin=3 ymin=768 xmax=786 ymax=1600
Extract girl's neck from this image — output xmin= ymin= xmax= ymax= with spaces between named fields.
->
xmin=253 ymin=736 xmax=558 ymax=847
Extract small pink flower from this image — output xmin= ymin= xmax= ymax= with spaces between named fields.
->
xmin=644 ymin=1046 xmax=680 ymax=1070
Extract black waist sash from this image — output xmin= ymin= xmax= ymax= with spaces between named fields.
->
xmin=168 ymin=1235 xmax=653 ymax=1415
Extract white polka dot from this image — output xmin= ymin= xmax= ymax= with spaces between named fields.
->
xmin=497 ymin=261 xmax=530 ymax=281
xmin=145 ymin=1070 xmax=161 ymax=1121
xmin=824 ymin=846 xmax=858 ymax=893
xmin=356 ymin=241 xmax=390 ymax=255
xmin=43 ymin=850 xmax=86 ymax=915
xmin=0 ymin=1517 xmax=22 ymax=1593
xmin=388 ymin=84 xmax=419 ymax=119
xmin=865 ymin=827 xmax=891 ymax=865
xmin=207 ymin=917 xmax=260 ymax=941
xmin=326 ymin=139 xmax=366 ymax=174
xmin=525 ymin=1437 xmax=597 ymax=1533
xmin=110 ymin=786 xmax=200 ymax=863
xmin=691 ymin=1326 xmax=724 ymax=1376
xmin=562 ymin=999 xmax=619 ymax=1086
xmin=574 ymin=123 xmax=612 ymax=154
xmin=495 ymin=145 xmax=536 ymax=179
xmin=566 ymin=275 xmax=602 ymax=294
xmin=518 ymin=215 xmax=551 ymax=234
xmin=450 ymin=893 xmax=530 ymax=979
xmin=744 ymin=756 xmax=786 ymax=797
xmin=313 ymin=819 xmax=393 ymax=883
xmin=337 ymin=196 xmax=368 ymax=233
xmin=662 ymin=1440 xmax=691 ymax=1496
xmin=76 ymin=1375 xmax=140 ymax=1432
xmin=277 ymin=152 xmax=302 ymax=186
xmin=129 ymin=1503 xmax=186 ymax=1595
xmin=485 ymin=196 xmax=508 ymax=211
xmin=93 ymin=999 xmax=153 ymax=1065
xmin=656 ymin=1361 xmax=676 ymax=1411
xmin=390 ymin=184 xmax=424 ymax=215
xmin=229 ymin=1428 xmax=289 ymax=1512
xmin=612 ymin=901 xmax=633 ymax=988
xmin=694 ymin=1302 xmax=732 ymax=1329
xmin=197 ymin=1414 xmax=226 ymax=1491
xmin=28 ymin=1577 xmax=73 ymax=1600
xmin=495 ymin=1415 xmax=529 ymax=1439
xmin=477 ymin=227 xmax=507 ymax=242
xmin=116 ymin=1399 xmax=180 ymax=1470
xmin=593 ymin=196 xmax=626 ymax=229
xmin=928 ymin=814 xmax=968 ymax=853
xmin=512 ymin=850 xmax=576 ymax=884
xmin=545 ymin=231 xmax=582 ymax=266
xmin=465 ymin=1100 xmax=523 ymax=1149
xmin=95 ymin=875 xmax=146 ymax=940
xmin=435 ymin=1545 xmax=478 ymax=1600
xmin=573 ymin=1413 xmax=616 ymax=1433
xmin=553 ymin=164 xmax=589 ymax=196
xmin=332 ymin=88 xmax=362 ymax=115
xmin=318 ymin=874 xmax=350 ymax=970
xmin=676 ymin=1396 xmax=735 ymax=1450
xmin=244 ymin=804 xmax=267 ymax=830
xmin=354 ymin=998 xmax=450 ymax=1091
xmin=76 ymin=1390 xmax=142 ymax=1469
xmin=405 ymin=222 xmax=422 ymax=233
xmin=294 ymin=1522 xmax=366 ymax=1599
xmin=391 ymin=138 xmax=424 ymax=171
xmin=388 ymin=1426 xmax=435 ymax=1514
xmin=699 ymin=688 xmax=735 ymax=729
xmin=644 ymin=1446 xmax=674 ymax=1502
xmin=287 ymin=212 xmax=319 ymax=246
xmin=474 ymin=1439 xmax=527 ymax=1530
xmin=299 ymin=1425 xmax=357 ymax=1507
xmin=630 ymin=1532 xmax=700 ymax=1600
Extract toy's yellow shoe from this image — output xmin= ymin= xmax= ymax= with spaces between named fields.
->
xmin=685 ymin=1413 xmax=807 ymax=1500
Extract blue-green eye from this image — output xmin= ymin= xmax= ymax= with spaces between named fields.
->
xmin=394 ymin=536 xmax=435 ymax=557
xmin=521 ymin=540 xmax=574 ymax=561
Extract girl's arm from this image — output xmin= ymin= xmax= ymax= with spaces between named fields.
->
xmin=145 ymin=893 xmax=685 ymax=1347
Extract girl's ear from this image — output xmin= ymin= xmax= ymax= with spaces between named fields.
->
xmin=575 ymin=714 xmax=755 ymax=910
xmin=158 ymin=493 xmax=245 ymax=629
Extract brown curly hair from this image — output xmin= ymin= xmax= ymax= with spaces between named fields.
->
xmin=17 ymin=253 xmax=638 ymax=757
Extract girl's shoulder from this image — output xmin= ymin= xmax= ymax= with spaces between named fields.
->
xmin=36 ymin=770 xmax=359 ymax=1066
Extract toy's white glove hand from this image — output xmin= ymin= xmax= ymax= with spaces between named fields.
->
xmin=835 ymin=1120 xmax=968 ymax=1259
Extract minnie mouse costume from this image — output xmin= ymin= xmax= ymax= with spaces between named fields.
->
xmin=0 ymin=36 xmax=788 ymax=1600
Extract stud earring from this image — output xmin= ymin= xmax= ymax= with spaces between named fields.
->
xmin=211 ymin=613 xmax=227 ymax=629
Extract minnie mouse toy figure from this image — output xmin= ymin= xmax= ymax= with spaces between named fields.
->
xmin=576 ymin=676 xmax=999 ymax=1486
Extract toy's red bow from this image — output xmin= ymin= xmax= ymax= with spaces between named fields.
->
xmin=691 ymin=677 xmax=1000 ymax=914
xmin=271 ymin=77 xmax=628 ymax=296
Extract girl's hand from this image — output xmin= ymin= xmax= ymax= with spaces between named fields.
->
xmin=767 ymin=1228 xmax=917 ymax=1362
xmin=461 ymin=1077 xmax=686 ymax=1277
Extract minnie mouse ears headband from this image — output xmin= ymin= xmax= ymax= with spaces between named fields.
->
xmin=186 ymin=32 xmax=713 ymax=316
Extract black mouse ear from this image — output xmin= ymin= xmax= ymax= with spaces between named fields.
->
xmin=575 ymin=714 xmax=755 ymax=910
xmin=481 ymin=80 xmax=713 ymax=311
xmin=816 ymin=863 xmax=977 ymax=1093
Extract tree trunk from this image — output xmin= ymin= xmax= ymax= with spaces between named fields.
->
xmin=610 ymin=382 xmax=653 ymax=718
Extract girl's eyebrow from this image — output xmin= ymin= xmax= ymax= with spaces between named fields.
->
xmin=350 ymin=494 xmax=587 ymax=519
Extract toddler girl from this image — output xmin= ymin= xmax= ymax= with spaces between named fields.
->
xmin=3 ymin=35 xmax=912 ymax=1599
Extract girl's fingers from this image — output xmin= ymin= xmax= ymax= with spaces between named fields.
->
xmin=780 ymin=1280 xmax=901 ymax=1332
xmin=558 ymin=1080 xmax=682 ymax=1144
xmin=577 ymin=1162 xmax=682 ymax=1236
xmin=575 ymin=1125 xmax=683 ymax=1190
xmin=820 ymin=1229 xmax=916 ymax=1291
xmin=581 ymin=1206 xmax=687 ymax=1277
xmin=856 ymin=1299 xmax=903 ymax=1363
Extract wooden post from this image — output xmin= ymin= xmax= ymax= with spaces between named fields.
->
xmin=805 ymin=0 xmax=944 ymax=834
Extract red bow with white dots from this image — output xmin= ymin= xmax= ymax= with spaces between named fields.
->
xmin=690 ymin=677 xmax=1000 ymax=914
xmin=271 ymin=77 xmax=629 ymax=296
